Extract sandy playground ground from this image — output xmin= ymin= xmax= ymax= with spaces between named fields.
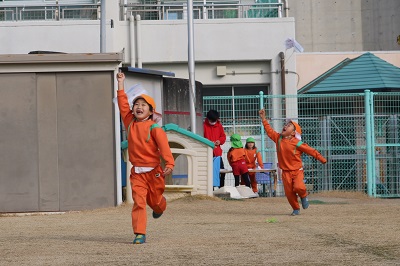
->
xmin=1 ymin=191 xmax=400 ymax=266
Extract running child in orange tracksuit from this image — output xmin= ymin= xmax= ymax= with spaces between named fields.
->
xmin=243 ymin=137 xmax=264 ymax=193
xmin=259 ymin=109 xmax=327 ymax=216
xmin=227 ymin=134 xmax=251 ymax=187
xmin=117 ymin=72 xmax=175 ymax=244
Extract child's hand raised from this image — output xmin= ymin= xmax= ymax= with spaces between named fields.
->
xmin=259 ymin=109 xmax=266 ymax=119
xmin=116 ymin=72 xmax=125 ymax=82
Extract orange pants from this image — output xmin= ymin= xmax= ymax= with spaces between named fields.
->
xmin=281 ymin=169 xmax=307 ymax=210
xmin=130 ymin=165 xmax=166 ymax=235
xmin=240 ymin=172 xmax=258 ymax=192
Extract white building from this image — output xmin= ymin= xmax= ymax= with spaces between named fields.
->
xmin=0 ymin=0 xmax=298 ymax=99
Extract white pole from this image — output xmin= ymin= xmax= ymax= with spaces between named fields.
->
xmin=136 ymin=14 xmax=143 ymax=68
xmin=187 ymin=0 xmax=196 ymax=133
xmin=203 ymin=0 xmax=207 ymax=19
xmin=129 ymin=15 xmax=136 ymax=67
xmin=114 ymin=69 xmax=123 ymax=205
xmin=100 ymin=0 xmax=106 ymax=52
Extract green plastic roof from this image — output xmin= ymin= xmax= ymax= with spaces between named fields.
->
xmin=298 ymin=52 xmax=400 ymax=94
xmin=162 ymin=123 xmax=215 ymax=148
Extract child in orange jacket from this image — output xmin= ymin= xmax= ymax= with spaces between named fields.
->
xmin=243 ymin=137 xmax=264 ymax=193
xmin=259 ymin=109 xmax=327 ymax=216
xmin=227 ymin=134 xmax=250 ymax=187
xmin=117 ymin=72 xmax=175 ymax=244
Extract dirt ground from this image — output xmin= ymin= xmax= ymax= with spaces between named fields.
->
xmin=1 ymin=191 xmax=400 ymax=266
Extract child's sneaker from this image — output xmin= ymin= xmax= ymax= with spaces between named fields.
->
xmin=152 ymin=196 xmax=166 ymax=219
xmin=301 ymin=197 xmax=309 ymax=209
xmin=133 ymin=234 xmax=146 ymax=244
xmin=291 ymin=209 xmax=300 ymax=216
xmin=152 ymin=211 xmax=163 ymax=219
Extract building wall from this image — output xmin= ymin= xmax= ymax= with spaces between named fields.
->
xmin=289 ymin=0 xmax=400 ymax=52
xmin=0 ymin=7 xmax=297 ymax=95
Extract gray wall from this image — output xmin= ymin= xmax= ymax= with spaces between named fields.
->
xmin=290 ymin=0 xmax=400 ymax=52
xmin=0 ymin=71 xmax=117 ymax=212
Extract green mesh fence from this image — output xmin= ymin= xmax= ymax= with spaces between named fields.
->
xmin=203 ymin=91 xmax=400 ymax=198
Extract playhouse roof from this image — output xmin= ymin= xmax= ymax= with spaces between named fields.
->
xmin=162 ymin=124 xmax=215 ymax=148
xmin=298 ymin=52 xmax=400 ymax=94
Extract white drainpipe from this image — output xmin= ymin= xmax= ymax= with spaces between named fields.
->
xmin=136 ymin=14 xmax=143 ymax=68
xmin=129 ymin=14 xmax=136 ymax=67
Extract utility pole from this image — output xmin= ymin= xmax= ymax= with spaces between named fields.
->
xmin=187 ymin=0 xmax=196 ymax=133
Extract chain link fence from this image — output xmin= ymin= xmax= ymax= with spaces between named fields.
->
xmin=203 ymin=91 xmax=400 ymax=198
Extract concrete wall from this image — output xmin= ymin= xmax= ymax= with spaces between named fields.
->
xmin=289 ymin=0 xmax=400 ymax=52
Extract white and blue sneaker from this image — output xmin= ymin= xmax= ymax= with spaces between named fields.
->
xmin=301 ymin=197 xmax=309 ymax=209
xmin=291 ymin=209 xmax=300 ymax=216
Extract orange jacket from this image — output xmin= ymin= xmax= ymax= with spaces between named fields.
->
xmin=117 ymin=90 xmax=174 ymax=170
xmin=262 ymin=118 xmax=326 ymax=171
xmin=244 ymin=148 xmax=264 ymax=169
xmin=227 ymin=147 xmax=246 ymax=165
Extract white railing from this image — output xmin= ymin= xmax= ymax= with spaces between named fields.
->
xmin=0 ymin=3 xmax=100 ymax=21
xmin=122 ymin=2 xmax=283 ymax=20
xmin=0 ymin=1 xmax=283 ymax=22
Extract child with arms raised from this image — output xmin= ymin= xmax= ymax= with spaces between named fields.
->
xmin=259 ymin=109 xmax=326 ymax=215
xmin=117 ymin=72 xmax=174 ymax=244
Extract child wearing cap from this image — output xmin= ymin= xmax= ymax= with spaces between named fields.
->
xmin=203 ymin=109 xmax=227 ymax=187
xmin=227 ymin=134 xmax=251 ymax=187
xmin=116 ymin=72 xmax=175 ymax=244
xmin=243 ymin=137 xmax=264 ymax=193
xmin=259 ymin=109 xmax=327 ymax=216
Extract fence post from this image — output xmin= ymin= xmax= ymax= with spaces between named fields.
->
xmin=364 ymin=90 xmax=375 ymax=197
xmin=259 ymin=91 xmax=265 ymax=161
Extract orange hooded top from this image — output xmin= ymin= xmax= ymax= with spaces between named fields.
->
xmin=262 ymin=118 xmax=326 ymax=170
xmin=244 ymin=148 xmax=264 ymax=169
xmin=117 ymin=90 xmax=174 ymax=170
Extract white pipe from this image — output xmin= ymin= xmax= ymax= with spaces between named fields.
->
xmin=203 ymin=0 xmax=207 ymax=19
xmin=187 ymin=0 xmax=196 ymax=133
xmin=100 ymin=0 xmax=106 ymax=52
xmin=114 ymin=68 xmax=123 ymax=205
xmin=278 ymin=0 xmax=282 ymax=18
xmin=123 ymin=0 xmax=128 ymax=21
xmin=284 ymin=0 xmax=289 ymax=17
xmin=129 ymin=15 xmax=136 ymax=68
xmin=136 ymin=14 xmax=143 ymax=68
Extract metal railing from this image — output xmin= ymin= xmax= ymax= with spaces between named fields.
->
xmin=0 ymin=1 xmax=283 ymax=22
xmin=0 ymin=3 xmax=100 ymax=21
xmin=122 ymin=2 xmax=283 ymax=20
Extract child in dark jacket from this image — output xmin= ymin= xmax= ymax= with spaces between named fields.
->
xmin=203 ymin=110 xmax=227 ymax=187
xmin=227 ymin=134 xmax=251 ymax=187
